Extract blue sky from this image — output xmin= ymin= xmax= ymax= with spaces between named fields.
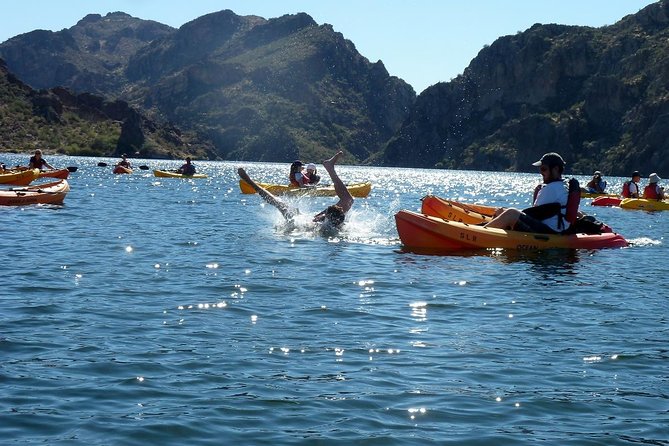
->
xmin=0 ymin=0 xmax=657 ymax=93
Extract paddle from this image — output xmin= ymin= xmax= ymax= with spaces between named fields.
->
xmin=138 ymin=165 xmax=149 ymax=170
xmin=67 ymin=166 xmax=78 ymax=172
xmin=98 ymin=162 xmax=108 ymax=167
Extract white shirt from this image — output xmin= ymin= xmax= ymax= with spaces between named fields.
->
xmin=534 ymin=180 xmax=569 ymax=231
xmin=628 ymin=182 xmax=639 ymax=196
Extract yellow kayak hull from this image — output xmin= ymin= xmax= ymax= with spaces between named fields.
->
xmin=619 ymin=198 xmax=669 ymax=211
xmin=0 ymin=168 xmax=40 ymax=186
xmin=239 ymin=180 xmax=371 ymax=198
xmin=153 ymin=170 xmax=208 ymax=179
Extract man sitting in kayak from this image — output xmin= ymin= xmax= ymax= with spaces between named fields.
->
xmin=29 ymin=149 xmax=55 ymax=170
xmin=116 ymin=154 xmax=132 ymax=169
xmin=177 ymin=157 xmax=196 ymax=175
xmin=484 ymin=152 xmax=576 ymax=234
xmin=238 ymin=151 xmax=354 ymax=229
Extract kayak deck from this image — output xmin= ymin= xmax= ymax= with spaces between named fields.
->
xmin=239 ymin=179 xmax=371 ymax=198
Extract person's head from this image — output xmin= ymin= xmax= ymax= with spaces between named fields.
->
xmin=290 ymin=160 xmax=304 ymax=174
xmin=306 ymin=163 xmax=317 ymax=174
xmin=632 ymin=171 xmax=641 ymax=181
xmin=322 ymin=204 xmax=345 ymax=228
xmin=532 ymin=152 xmax=565 ymax=182
xmin=593 ymin=170 xmax=602 ymax=179
xmin=34 ymin=149 xmax=42 ymax=158
xmin=649 ymin=173 xmax=661 ymax=184
xmin=185 ymin=157 xmax=191 ymax=163
xmin=121 ymin=153 xmax=127 ymax=159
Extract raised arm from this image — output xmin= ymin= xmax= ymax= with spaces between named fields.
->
xmin=238 ymin=168 xmax=297 ymax=220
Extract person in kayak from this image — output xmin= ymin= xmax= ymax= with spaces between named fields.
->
xmin=239 ymin=151 xmax=354 ymax=228
xmin=116 ymin=154 xmax=132 ymax=169
xmin=177 ymin=157 xmax=196 ymax=175
xmin=484 ymin=152 xmax=576 ymax=234
xmin=643 ymin=173 xmax=665 ymax=200
xmin=289 ymin=160 xmax=310 ymax=187
xmin=29 ymin=149 xmax=55 ymax=170
xmin=621 ymin=171 xmax=641 ymax=198
xmin=585 ymin=171 xmax=607 ymax=193
xmin=305 ymin=163 xmax=321 ymax=185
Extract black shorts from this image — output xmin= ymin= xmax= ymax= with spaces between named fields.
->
xmin=514 ymin=213 xmax=557 ymax=234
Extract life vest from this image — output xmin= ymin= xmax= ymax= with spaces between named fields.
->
xmin=529 ymin=178 xmax=580 ymax=228
xmin=643 ymin=184 xmax=660 ymax=199
xmin=289 ymin=172 xmax=310 ymax=187
xmin=622 ymin=181 xmax=638 ymax=198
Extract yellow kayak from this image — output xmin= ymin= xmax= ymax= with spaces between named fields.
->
xmin=619 ymin=198 xmax=669 ymax=211
xmin=581 ymin=192 xmax=619 ymax=199
xmin=153 ymin=170 xmax=208 ymax=179
xmin=0 ymin=168 xmax=40 ymax=186
xmin=238 ymin=179 xmax=372 ymax=198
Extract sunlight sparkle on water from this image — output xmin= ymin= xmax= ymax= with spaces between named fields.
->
xmin=125 ymin=246 xmax=133 ymax=253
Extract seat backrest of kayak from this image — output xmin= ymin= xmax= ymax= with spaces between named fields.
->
xmin=565 ymin=178 xmax=581 ymax=224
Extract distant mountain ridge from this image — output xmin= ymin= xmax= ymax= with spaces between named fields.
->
xmin=0 ymin=10 xmax=415 ymax=163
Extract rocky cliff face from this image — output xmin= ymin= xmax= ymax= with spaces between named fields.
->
xmin=383 ymin=1 xmax=669 ymax=175
xmin=0 ymin=58 xmax=199 ymax=158
xmin=0 ymin=10 xmax=415 ymax=163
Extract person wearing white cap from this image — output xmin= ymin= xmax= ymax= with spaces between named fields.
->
xmin=642 ymin=173 xmax=665 ymax=200
xmin=585 ymin=170 xmax=607 ymax=193
xmin=305 ymin=163 xmax=320 ymax=185
xmin=485 ymin=152 xmax=577 ymax=233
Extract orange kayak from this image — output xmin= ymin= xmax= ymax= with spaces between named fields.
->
xmin=395 ymin=210 xmax=628 ymax=252
xmin=38 ymin=168 xmax=70 ymax=179
xmin=421 ymin=195 xmax=494 ymax=224
xmin=113 ymin=166 xmax=133 ymax=174
xmin=0 ymin=179 xmax=70 ymax=206
xmin=0 ymin=168 xmax=40 ymax=186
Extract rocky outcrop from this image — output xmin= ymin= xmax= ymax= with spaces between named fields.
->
xmin=0 ymin=57 xmax=198 ymax=158
xmin=383 ymin=1 xmax=669 ymax=175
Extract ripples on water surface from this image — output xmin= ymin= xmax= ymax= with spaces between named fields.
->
xmin=1 ymin=155 xmax=667 ymax=445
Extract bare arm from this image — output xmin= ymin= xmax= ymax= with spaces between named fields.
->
xmin=238 ymin=168 xmax=297 ymax=220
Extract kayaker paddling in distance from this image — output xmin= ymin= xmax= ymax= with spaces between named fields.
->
xmin=28 ymin=149 xmax=55 ymax=171
xmin=238 ymin=151 xmax=354 ymax=229
xmin=484 ymin=152 xmax=578 ymax=234
xmin=177 ymin=157 xmax=196 ymax=175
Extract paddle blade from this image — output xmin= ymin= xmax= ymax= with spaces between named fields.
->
xmin=97 ymin=162 xmax=108 ymax=167
xmin=67 ymin=166 xmax=78 ymax=172
xmin=139 ymin=165 xmax=149 ymax=170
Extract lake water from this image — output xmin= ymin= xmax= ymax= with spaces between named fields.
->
xmin=1 ymin=154 xmax=667 ymax=445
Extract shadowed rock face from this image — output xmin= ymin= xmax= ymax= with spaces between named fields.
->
xmin=0 ymin=58 xmax=200 ymax=159
xmin=383 ymin=1 xmax=669 ymax=175
xmin=0 ymin=10 xmax=415 ymax=163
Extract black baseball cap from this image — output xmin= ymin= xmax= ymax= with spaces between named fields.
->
xmin=532 ymin=152 xmax=565 ymax=168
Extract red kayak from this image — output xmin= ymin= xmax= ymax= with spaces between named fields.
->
xmin=591 ymin=196 xmax=622 ymax=207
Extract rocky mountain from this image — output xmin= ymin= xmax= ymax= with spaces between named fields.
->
xmin=0 ymin=12 xmax=173 ymax=95
xmin=0 ymin=58 xmax=201 ymax=159
xmin=0 ymin=10 xmax=415 ymax=163
xmin=383 ymin=1 xmax=669 ymax=176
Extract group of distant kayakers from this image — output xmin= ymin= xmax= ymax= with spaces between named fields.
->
xmin=289 ymin=160 xmax=321 ymax=187
xmin=584 ymin=169 xmax=665 ymax=199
